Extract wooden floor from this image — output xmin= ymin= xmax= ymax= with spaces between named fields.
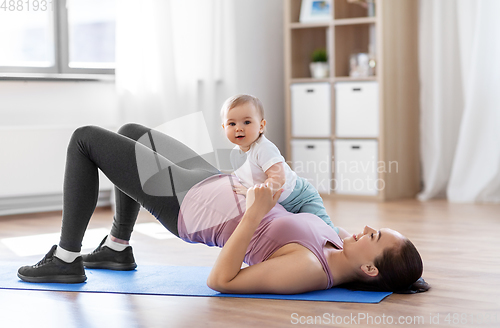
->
xmin=0 ymin=199 xmax=499 ymax=328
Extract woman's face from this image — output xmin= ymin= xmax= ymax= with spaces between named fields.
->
xmin=342 ymin=226 xmax=405 ymax=271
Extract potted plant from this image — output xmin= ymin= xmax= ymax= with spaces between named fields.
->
xmin=310 ymin=48 xmax=329 ymax=78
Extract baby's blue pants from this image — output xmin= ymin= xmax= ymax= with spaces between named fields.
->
xmin=279 ymin=177 xmax=338 ymax=233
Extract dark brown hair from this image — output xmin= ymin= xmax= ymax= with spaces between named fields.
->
xmin=373 ymin=239 xmax=428 ymax=292
xmin=341 ymin=239 xmax=430 ymax=293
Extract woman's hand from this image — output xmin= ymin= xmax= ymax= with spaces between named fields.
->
xmin=245 ymin=183 xmax=283 ymax=219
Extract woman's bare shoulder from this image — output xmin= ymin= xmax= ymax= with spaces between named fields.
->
xmin=268 ymin=243 xmax=327 ymax=282
xmin=282 ymin=246 xmax=329 ymax=290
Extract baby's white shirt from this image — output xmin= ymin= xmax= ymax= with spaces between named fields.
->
xmin=230 ymin=135 xmax=297 ymax=202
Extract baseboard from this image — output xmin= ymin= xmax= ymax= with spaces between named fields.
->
xmin=0 ymin=190 xmax=112 ymax=216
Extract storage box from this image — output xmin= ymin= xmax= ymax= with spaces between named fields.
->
xmin=291 ymin=139 xmax=331 ymax=194
xmin=334 ymin=139 xmax=378 ymax=195
xmin=335 ymin=81 xmax=379 ymax=137
xmin=291 ymin=83 xmax=331 ymax=137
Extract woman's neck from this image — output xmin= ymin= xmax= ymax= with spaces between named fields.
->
xmin=324 ymin=247 xmax=357 ymax=286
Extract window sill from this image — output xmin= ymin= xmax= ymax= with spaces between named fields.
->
xmin=0 ymin=73 xmax=115 ymax=82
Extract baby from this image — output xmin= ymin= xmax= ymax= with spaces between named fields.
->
xmin=220 ymin=94 xmax=340 ymax=234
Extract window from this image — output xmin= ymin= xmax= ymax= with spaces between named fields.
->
xmin=0 ymin=0 xmax=115 ymax=76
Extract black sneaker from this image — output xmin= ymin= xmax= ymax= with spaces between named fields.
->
xmin=17 ymin=245 xmax=87 ymax=283
xmin=82 ymin=236 xmax=137 ymax=271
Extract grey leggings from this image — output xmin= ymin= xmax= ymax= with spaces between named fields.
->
xmin=59 ymin=123 xmax=220 ymax=252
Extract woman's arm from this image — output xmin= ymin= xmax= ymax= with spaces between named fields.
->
xmin=207 ymin=185 xmax=283 ymax=290
xmin=208 ymin=247 xmax=327 ymax=294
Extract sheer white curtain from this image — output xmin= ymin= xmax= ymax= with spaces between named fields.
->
xmin=115 ymin=0 xmax=237 ymax=152
xmin=418 ymin=0 xmax=500 ymax=203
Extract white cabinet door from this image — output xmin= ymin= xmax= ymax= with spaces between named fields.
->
xmin=291 ymin=139 xmax=331 ymax=193
xmin=335 ymin=81 xmax=379 ymax=137
xmin=334 ymin=139 xmax=378 ymax=195
xmin=291 ymin=83 xmax=331 ymax=137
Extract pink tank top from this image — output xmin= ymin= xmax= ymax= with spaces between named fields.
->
xmin=177 ymin=174 xmax=344 ymax=289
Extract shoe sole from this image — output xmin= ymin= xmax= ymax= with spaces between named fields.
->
xmin=83 ymin=261 xmax=137 ymax=271
xmin=17 ymin=272 xmax=87 ymax=283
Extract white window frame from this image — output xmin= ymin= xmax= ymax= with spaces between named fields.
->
xmin=0 ymin=0 xmax=114 ymax=79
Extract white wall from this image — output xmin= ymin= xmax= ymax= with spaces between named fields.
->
xmin=0 ymin=81 xmax=118 ymax=127
xmin=0 ymin=81 xmax=119 ymax=214
xmin=233 ymin=0 xmax=285 ymax=151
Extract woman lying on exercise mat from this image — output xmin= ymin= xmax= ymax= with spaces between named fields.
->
xmin=18 ymin=123 xmax=428 ymax=294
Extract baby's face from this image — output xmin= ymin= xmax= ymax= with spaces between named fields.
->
xmin=222 ymin=102 xmax=265 ymax=152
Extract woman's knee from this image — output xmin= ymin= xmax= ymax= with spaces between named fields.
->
xmin=71 ymin=125 xmax=100 ymax=143
xmin=117 ymin=123 xmax=150 ymax=140
xmin=67 ymin=125 xmax=102 ymax=154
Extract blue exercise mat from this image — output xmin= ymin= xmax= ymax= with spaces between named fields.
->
xmin=0 ymin=262 xmax=391 ymax=303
